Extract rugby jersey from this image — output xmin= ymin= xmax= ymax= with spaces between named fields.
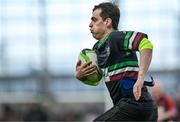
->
xmin=93 ymin=31 xmax=153 ymax=104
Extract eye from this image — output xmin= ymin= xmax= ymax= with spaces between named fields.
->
xmin=91 ymin=17 xmax=97 ymax=22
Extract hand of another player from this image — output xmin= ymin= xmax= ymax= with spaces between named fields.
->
xmin=75 ymin=60 xmax=97 ymax=80
xmin=133 ymin=79 xmax=144 ymax=101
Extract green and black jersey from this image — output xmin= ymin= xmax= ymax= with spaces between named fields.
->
xmin=93 ymin=31 xmax=153 ymax=104
xmin=93 ymin=30 xmax=149 ymax=82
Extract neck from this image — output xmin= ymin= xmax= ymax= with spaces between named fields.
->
xmin=99 ymin=28 xmax=114 ymax=41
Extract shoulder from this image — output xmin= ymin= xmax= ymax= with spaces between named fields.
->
xmin=110 ymin=30 xmax=125 ymax=36
xmin=109 ymin=31 xmax=125 ymax=40
xmin=111 ymin=30 xmax=148 ymax=37
xmin=109 ymin=30 xmax=148 ymax=41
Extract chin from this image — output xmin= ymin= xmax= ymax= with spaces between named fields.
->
xmin=92 ymin=35 xmax=97 ymax=39
xmin=94 ymin=37 xmax=100 ymax=40
xmin=92 ymin=35 xmax=99 ymax=40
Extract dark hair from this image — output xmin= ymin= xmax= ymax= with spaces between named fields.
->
xmin=93 ymin=2 xmax=120 ymax=30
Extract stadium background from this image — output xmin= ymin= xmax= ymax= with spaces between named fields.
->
xmin=0 ymin=0 xmax=179 ymax=121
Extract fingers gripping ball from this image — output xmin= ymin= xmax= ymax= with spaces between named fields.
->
xmin=78 ymin=48 xmax=102 ymax=86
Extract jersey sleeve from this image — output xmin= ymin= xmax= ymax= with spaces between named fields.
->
xmin=123 ymin=31 xmax=149 ymax=51
xmin=163 ymin=94 xmax=177 ymax=117
xmin=138 ymin=38 xmax=153 ymax=51
xmin=164 ymin=94 xmax=176 ymax=110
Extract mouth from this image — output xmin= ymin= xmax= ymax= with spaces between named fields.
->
xmin=90 ymin=31 xmax=94 ymax=35
xmin=90 ymin=29 xmax=93 ymax=33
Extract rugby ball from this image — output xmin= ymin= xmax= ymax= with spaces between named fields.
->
xmin=78 ymin=48 xmax=102 ymax=86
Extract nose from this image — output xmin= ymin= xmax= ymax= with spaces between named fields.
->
xmin=89 ymin=21 xmax=93 ymax=28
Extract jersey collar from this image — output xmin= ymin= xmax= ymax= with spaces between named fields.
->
xmin=97 ymin=30 xmax=117 ymax=48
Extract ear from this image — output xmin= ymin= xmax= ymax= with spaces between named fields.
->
xmin=105 ymin=18 xmax=112 ymax=28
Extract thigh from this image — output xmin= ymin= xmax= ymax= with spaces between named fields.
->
xmin=142 ymin=102 xmax=158 ymax=121
xmin=123 ymin=99 xmax=158 ymax=121
xmin=148 ymin=107 xmax=158 ymax=121
xmin=93 ymin=105 xmax=119 ymax=122
xmin=93 ymin=99 xmax=142 ymax=121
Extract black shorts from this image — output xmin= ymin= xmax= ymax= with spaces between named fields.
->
xmin=93 ymin=98 xmax=157 ymax=121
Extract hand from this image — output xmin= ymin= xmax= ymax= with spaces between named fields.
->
xmin=75 ymin=60 xmax=97 ymax=80
xmin=133 ymin=79 xmax=144 ymax=101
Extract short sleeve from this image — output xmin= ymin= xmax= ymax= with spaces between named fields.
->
xmin=123 ymin=31 xmax=148 ymax=51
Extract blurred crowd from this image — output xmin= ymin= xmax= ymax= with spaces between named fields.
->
xmin=0 ymin=81 xmax=180 ymax=121
xmin=0 ymin=103 xmax=103 ymax=121
xmin=151 ymin=81 xmax=180 ymax=122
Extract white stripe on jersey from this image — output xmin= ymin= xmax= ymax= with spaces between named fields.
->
xmin=128 ymin=32 xmax=138 ymax=49
xmin=107 ymin=66 xmax=139 ymax=77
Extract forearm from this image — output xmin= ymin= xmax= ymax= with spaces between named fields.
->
xmin=138 ymin=49 xmax=152 ymax=81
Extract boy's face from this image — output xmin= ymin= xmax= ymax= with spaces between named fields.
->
xmin=89 ymin=9 xmax=107 ymax=40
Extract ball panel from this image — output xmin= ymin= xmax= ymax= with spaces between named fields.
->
xmin=80 ymin=79 xmax=100 ymax=86
xmin=86 ymin=71 xmax=102 ymax=82
xmin=77 ymin=48 xmax=102 ymax=86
